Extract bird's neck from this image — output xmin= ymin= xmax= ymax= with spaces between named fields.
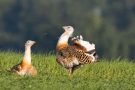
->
xmin=57 ymin=32 xmax=72 ymax=50
xmin=22 ymin=46 xmax=31 ymax=65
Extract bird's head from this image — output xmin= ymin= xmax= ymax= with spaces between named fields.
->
xmin=25 ymin=40 xmax=36 ymax=47
xmin=62 ymin=26 xmax=74 ymax=37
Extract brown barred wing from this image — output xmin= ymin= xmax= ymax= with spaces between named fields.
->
xmin=10 ymin=63 xmax=21 ymax=72
xmin=70 ymin=49 xmax=94 ymax=64
xmin=56 ymin=46 xmax=95 ymax=66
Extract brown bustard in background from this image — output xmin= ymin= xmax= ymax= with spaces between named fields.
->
xmin=10 ymin=40 xmax=37 ymax=76
xmin=56 ymin=26 xmax=98 ymax=75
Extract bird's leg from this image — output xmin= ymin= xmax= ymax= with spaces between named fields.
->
xmin=68 ymin=68 xmax=73 ymax=76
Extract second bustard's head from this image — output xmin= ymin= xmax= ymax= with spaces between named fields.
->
xmin=62 ymin=26 xmax=74 ymax=37
xmin=25 ymin=40 xmax=36 ymax=47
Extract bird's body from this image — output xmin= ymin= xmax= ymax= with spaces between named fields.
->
xmin=56 ymin=26 xmax=98 ymax=75
xmin=11 ymin=62 xmax=37 ymax=75
xmin=56 ymin=46 xmax=96 ymax=68
xmin=11 ymin=40 xmax=37 ymax=76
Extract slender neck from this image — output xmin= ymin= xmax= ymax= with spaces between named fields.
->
xmin=57 ymin=32 xmax=71 ymax=49
xmin=23 ymin=46 xmax=31 ymax=64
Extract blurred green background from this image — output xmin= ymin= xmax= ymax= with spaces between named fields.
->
xmin=0 ymin=0 xmax=135 ymax=59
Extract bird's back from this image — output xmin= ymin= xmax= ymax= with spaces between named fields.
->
xmin=56 ymin=46 xmax=96 ymax=68
xmin=10 ymin=63 xmax=21 ymax=72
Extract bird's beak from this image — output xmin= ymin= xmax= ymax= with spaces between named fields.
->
xmin=62 ymin=26 xmax=67 ymax=32
xmin=33 ymin=41 xmax=36 ymax=44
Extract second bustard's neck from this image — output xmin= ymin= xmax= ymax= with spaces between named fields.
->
xmin=57 ymin=33 xmax=72 ymax=49
xmin=23 ymin=46 xmax=31 ymax=64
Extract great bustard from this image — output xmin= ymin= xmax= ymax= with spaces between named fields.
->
xmin=10 ymin=40 xmax=37 ymax=76
xmin=56 ymin=26 xmax=98 ymax=75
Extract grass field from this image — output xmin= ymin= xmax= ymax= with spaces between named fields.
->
xmin=0 ymin=51 xmax=135 ymax=90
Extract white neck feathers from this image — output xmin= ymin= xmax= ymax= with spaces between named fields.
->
xmin=23 ymin=46 xmax=31 ymax=64
xmin=57 ymin=34 xmax=70 ymax=45
xmin=57 ymin=32 xmax=73 ymax=49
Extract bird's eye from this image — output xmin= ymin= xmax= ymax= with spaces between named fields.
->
xmin=67 ymin=26 xmax=70 ymax=28
xmin=27 ymin=41 xmax=30 ymax=43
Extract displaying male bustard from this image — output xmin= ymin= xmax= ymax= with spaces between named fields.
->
xmin=56 ymin=26 xmax=98 ymax=75
xmin=10 ymin=40 xmax=37 ymax=76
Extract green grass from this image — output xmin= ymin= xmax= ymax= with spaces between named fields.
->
xmin=0 ymin=51 xmax=135 ymax=90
